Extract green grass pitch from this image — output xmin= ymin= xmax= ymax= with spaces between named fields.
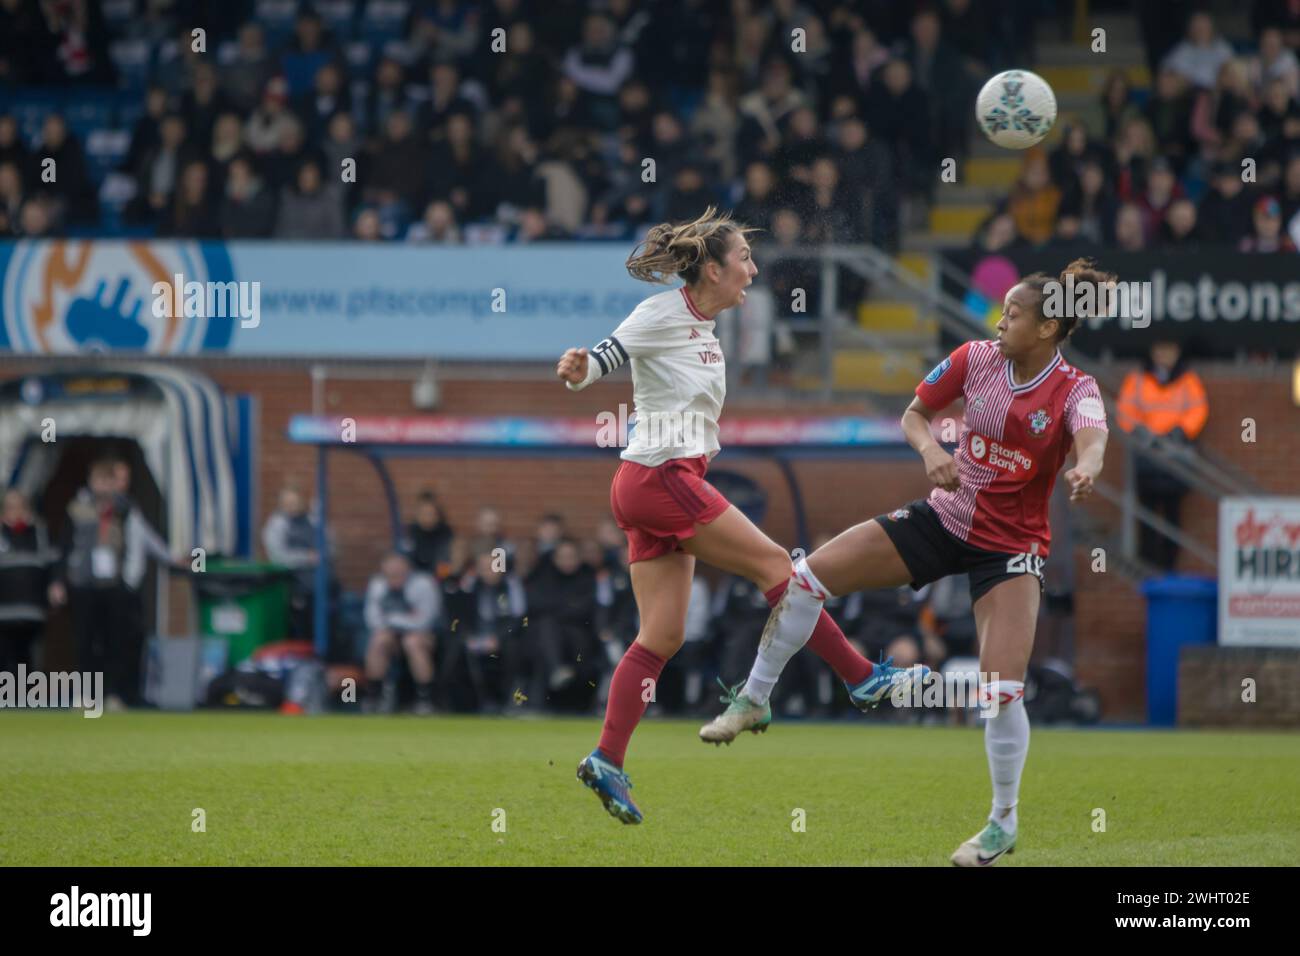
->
xmin=2 ymin=712 xmax=1297 ymax=866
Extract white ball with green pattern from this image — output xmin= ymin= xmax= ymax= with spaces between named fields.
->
xmin=976 ymin=69 xmax=1057 ymax=149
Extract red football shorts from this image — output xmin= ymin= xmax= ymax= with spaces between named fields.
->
xmin=610 ymin=455 xmax=731 ymax=563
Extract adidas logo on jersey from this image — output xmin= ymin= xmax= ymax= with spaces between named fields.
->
xmin=688 ymin=329 xmax=701 ymax=339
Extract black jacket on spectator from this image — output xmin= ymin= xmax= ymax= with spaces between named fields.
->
xmin=402 ymin=520 xmax=455 ymax=577
xmin=36 ymin=136 xmax=96 ymax=224
xmin=368 ymin=134 xmax=430 ymax=209
xmin=220 ymin=182 xmax=277 ymax=238
xmin=595 ymin=562 xmax=637 ymax=642
xmin=0 ymin=519 xmax=51 ymax=625
xmin=525 ymin=560 xmax=599 ymax=632
xmin=1197 ymin=187 xmax=1255 ymax=244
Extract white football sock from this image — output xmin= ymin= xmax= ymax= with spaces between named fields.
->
xmin=742 ymin=558 xmax=830 ymax=706
xmin=982 ymin=680 xmax=1028 ymax=836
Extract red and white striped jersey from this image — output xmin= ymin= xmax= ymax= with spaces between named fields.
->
xmin=914 ymin=340 xmax=1108 ymax=557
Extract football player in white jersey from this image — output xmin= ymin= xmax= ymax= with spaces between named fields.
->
xmin=558 ymin=207 xmax=921 ymax=824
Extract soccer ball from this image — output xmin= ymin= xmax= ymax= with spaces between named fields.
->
xmin=976 ymin=69 xmax=1057 ymax=149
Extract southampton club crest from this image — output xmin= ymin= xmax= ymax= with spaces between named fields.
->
xmin=888 ymin=507 xmax=911 ymax=521
xmin=1027 ymin=408 xmax=1052 ymax=436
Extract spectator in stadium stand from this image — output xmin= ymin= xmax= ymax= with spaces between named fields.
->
xmin=362 ymin=552 xmax=441 ymax=715
xmin=1048 ymin=122 xmax=1112 ymax=197
xmin=33 ymin=114 xmax=95 ymax=225
xmin=592 ymin=137 xmax=654 ymax=234
xmin=829 ymin=26 xmax=890 ymax=105
xmin=1115 ymin=339 xmax=1210 ymax=571
xmin=1096 ymin=69 xmax=1139 ymax=140
xmin=121 ymin=86 xmax=169 ymax=178
xmin=1135 ymin=157 xmax=1185 ymax=243
xmin=1113 ymin=116 xmax=1156 ymax=204
xmin=595 ymin=518 xmax=625 ymax=569
xmin=594 ymin=544 xmax=638 ymax=703
xmin=855 ymin=583 xmax=928 ymax=672
xmin=713 ymin=572 xmax=777 ymax=696
xmin=406 ymin=199 xmax=462 ymax=243
xmin=1256 ymin=79 xmax=1300 ymax=167
xmin=767 ymin=206 xmax=821 ymax=318
xmin=279 ymin=7 xmax=341 ymax=99
xmin=1191 ymin=60 xmax=1256 ymax=158
xmin=34 ymin=0 xmax=113 ymax=85
xmin=180 ymin=62 xmax=229 ymax=153
xmin=295 ymin=62 xmax=350 ymax=146
xmin=512 ymin=206 xmax=568 ymax=242
xmin=323 ymin=111 xmax=361 ymax=192
xmin=1197 ymin=160 xmax=1255 ymax=243
xmin=352 ymin=207 xmax=382 ymax=241
xmin=971 ymin=211 xmax=1024 ymax=253
xmin=221 ymin=22 xmax=275 ymax=114
xmin=160 ymin=159 xmax=219 ymax=237
xmin=209 ymin=113 xmax=245 ymax=192
xmin=525 ymin=538 xmax=601 ymax=707
xmin=663 ymin=161 xmax=717 ymax=225
xmin=1006 ymin=152 xmax=1061 ymax=246
xmin=737 ymin=58 xmax=810 ymax=169
xmin=0 ymin=115 xmax=27 ymax=177
xmin=662 ymin=571 xmax=712 ymax=716
xmin=1239 ymin=194 xmax=1296 ymax=251
xmin=49 ymin=458 xmax=178 ymax=710
xmin=918 ymin=573 xmax=977 ymax=670
xmin=365 ymin=56 xmax=409 ymax=137
xmin=491 ymin=125 xmax=546 ymax=220
xmin=1046 ymin=214 xmax=1092 ymax=254
xmin=264 ymin=116 xmax=318 ymax=194
xmin=262 ymin=486 xmax=335 ymax=641
xmin=1142 ymin=69 xmax=1196 ymax=168
xmin=691 ymin=68 xmax=741 ymax=183
xmin=864 ymin=58 xmax=933 ymax=203
xmin=17 ymin=198 xmax=52 ymax=237
xmin=244 ymin=77 xmax=299 ymax=155
xmin=732 ymin=161 xmax=779 ymax=238
xmin=833 ymin=115 xmax=899 ymax=249
xmin=400 ymin=491 xmax=457 ymax=580
xmin=529 ymin=513 xmax=568 ymax=578
xmin=771 ymin=106 xmax=828 ymax=190
xmin=804 ymin=155 xmax=867 ymax=243
xmin=419 ymin=60 xmax=484 ymax=136
xmin=219 ymin=153 xmax=276 ymax=239
xmin=1255 ymin=0 xmax=1300 ymax=47
xmin=1058 ymin=158 xmax=1118 ymax=244
xmin=0 ymin=162 xmax=24 ymax=236
xmin=562 ymin=13 xmax=635 ymax=132
xmin=468 ymin=506 xmax=516 ymax=573
xmin=1247 ymin=26 xmax=1300 ymax=98
xmin=1158 ymin=198 xmax=1203 ymax=249
xmin=1161 ymin=11 xmax=1236 ymax=91
xmin=428 ymin=111 xmax=499 ymax=224
xmin=488 ymin=21 xmax=551 ymax=135
xmin=274 ymin=158 xmax=344 ymax=239
xmin=447 ymin=548 xmax=528 ymax=713
xmin=1114 ymin=202 xmax=1147 ymax=251
xmin=127 ymin=112 xmax=194 ymax=225
xmin=0 ymin=488 xmax=53 ymax=676
xmin=906 ymin=7 xmax=974 ymax=162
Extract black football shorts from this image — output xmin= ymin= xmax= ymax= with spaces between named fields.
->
xmin=874 ymin=498 xmax=1046 ymax=605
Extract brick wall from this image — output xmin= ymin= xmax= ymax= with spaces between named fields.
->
xmin=1179 ymin=646 xmax=1300 ymax=727
xmin=2 ymin=357 xmax=1295 ymax=720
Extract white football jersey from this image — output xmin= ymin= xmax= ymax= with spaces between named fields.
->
xmin=567 ymin=286 xmax=725 ymax=467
